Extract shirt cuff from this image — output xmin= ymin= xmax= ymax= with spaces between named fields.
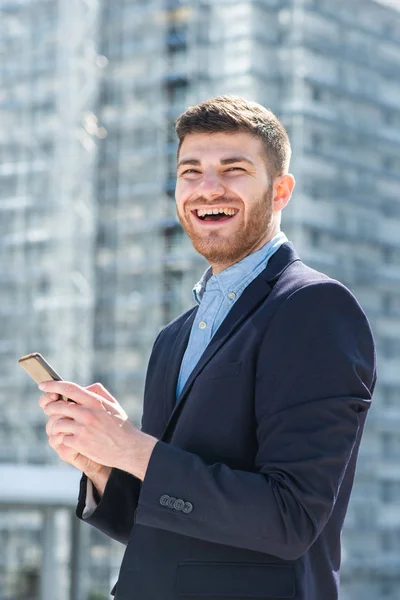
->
xmin=82 ymin=479 xmax=100 ymax=519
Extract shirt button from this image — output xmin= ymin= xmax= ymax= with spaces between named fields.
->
xmin=228 ymin=292 xmax=236 ymax=300
xmin=199 ymin=321 xmax=207 ymax=329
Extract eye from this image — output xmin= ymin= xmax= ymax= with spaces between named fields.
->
xmin=225 ymin=167 xmax=245 ymax=172
xmin=180 ymin=169 xmax=200 ymax=175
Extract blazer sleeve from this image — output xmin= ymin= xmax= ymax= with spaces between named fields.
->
xmin=75 ymin=327 xmax=167 ymax=544
xmin=134 ymin=281 xmax=376 ymax=560
xmin=76 ymin=469 xmax=141 ymax=545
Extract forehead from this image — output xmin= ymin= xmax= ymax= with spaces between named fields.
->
xmin=178 ymin=131 xmax=265 ymax=164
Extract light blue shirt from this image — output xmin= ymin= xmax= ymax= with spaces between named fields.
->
xmin=176 ymin=231 xmax=288 ymax=400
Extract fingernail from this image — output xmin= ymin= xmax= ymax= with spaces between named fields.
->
xmin=38 ymin=383 xmax=47 ymax=391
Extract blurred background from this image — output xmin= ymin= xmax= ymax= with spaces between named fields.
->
xmin=0 ymin=0 xmax=399 ymax=598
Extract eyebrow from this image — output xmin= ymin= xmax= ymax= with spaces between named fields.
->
xmin=177 ymin=156 xmax=255 ymax=169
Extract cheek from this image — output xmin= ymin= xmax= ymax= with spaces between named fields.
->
xmin=175 ymin=198 xmax=191 ymax=222
xmin=175 ymin=195 xmax=187 ymax=214
xmin=176 ymin=185 xmax=196 ymax=212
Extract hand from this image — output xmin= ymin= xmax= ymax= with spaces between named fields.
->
xmin=39 ymin=380 xmax=158 ymax=480
xmin=40 ymin=383 xmax=113 ymax=482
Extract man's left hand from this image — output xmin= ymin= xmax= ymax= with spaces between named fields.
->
xmin=39 ymin=380 xmax=158 ymax=481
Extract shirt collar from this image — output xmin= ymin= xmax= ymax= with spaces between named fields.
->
xmin=192 ymin=231 xmax=288 ymax=305
xmin=193 ymin=266 xmax=213 ymax=304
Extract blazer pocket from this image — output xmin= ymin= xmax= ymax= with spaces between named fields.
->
xmin=206 ymin=361 xmax=242 ymax=379
xmin=176 ymin=562 xmax=295 ymax=598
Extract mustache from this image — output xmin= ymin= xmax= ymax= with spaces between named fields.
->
xmin=186 ymin=197 xmax=240 ymax=209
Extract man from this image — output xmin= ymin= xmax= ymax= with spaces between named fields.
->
xmin=39 ymin=96 xmax=376 ymax=600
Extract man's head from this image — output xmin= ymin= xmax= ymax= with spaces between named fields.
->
xmin=175 ymin=96 xmax=295 ymax=273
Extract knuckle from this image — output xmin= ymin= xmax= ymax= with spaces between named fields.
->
xmin=87 ymin=382 xmax=106 ymax=398
xmin=45 ymin=417 xmax=55 ymax=436
xmin=63 ymin=403 xmax=74 ymax=417
xmin=87 ymin=382 xmax=114 ymax=402
xmin=72 ymin=428 xmax=81 ymax=443
xmin=83 ymin=409 xmax=95 ymax=426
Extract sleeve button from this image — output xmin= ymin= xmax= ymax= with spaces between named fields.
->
xmin=167 ymin=496 xmax=177 ymax=509
xmin=174 ymin=498 xmax=185 ymax=511
xmin=182 ymin=501 xmax=193 ymax=514
xmin=159 ymin=494 xmax=170 ymax=507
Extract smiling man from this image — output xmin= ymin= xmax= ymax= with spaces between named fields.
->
xmin=39 ymin=96 xmax=376 ymax=600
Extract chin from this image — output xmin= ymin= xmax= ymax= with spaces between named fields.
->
xmin=192 ymin=240 xmax=244 ymax=265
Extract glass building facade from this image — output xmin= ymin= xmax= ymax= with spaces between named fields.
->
xmin=1 ymin=0 xmax=400 ymax=598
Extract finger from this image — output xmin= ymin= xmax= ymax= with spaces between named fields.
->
xmin=49 ymin=433 xmax=75 ymax=452
xmin=50 ymin=417 xmax=79 ymax=437
xmin=39 ymin=392 xmax=61 ymax=409
xmin=46 ymin=415 xmax=59 ymax=437
xmin=61 ymin=434 xmax=78 ymax=450
xmin=49 ymin=432 xmax=66 ymax=449
xmin=44 ymin=400 xmax=80 ymax=420
xmin=45 ymin=414 xmax=73 ymax=437
xmin=38 ymin=381 xmax=99 ymax=408
xmin=85 ymin=382 xmax=116 ymax=404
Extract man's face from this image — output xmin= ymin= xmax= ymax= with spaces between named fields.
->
xmin=175 ymin=132 xmax=275 ymax=271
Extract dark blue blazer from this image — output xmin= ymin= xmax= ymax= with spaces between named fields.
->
xmin=77 ymin=242 xmax=376 ymax=600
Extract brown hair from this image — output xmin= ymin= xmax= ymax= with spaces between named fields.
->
xmin=175 ymin=95 xmax=291 ymax=178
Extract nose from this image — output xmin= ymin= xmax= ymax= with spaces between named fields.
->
xmin=197 ymin=170 xmax=225 ymax=201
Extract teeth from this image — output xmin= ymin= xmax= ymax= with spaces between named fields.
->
xmin=196 ymin=208 xmax=238 ymax=217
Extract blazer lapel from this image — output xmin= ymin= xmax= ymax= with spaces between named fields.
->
xmin=160 ymin=276 xmax=272 ymax=441
xmin=163 ymin=307 xmax=197 ymax=418
xmin=160 ymin=241 xmax=301 ymax=442
xmin=178 ymin=275 xmax=272 ymax=401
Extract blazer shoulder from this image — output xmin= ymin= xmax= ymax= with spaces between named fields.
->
xmin=272 ymin=260 xmax=374 ymax=339
xmin=277 ymin=259 xmax=359 ymax=306
xmin=272 ymin=263 xmax=376 ymax=359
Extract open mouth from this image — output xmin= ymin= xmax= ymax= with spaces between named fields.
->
xmin=192 ymin=207 xmax=239 ymax=224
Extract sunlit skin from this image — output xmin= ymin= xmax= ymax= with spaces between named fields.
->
xmin=39 ymin=381 xmax=157 ymax=492
xmin=38 ymin=131 xmax=295 ymax=495
xmin=176 ymin=132 xmax=295 ymax=273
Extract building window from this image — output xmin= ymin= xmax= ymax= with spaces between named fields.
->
xmin=311 ymin=132 xmax=323 ymax=151
xmin=381 ymin=481 xmax=400 ymax=504
xmin=382 ymin=156 xmax=394 ymax=171
xmin=311 ymin=86 xmax=322 ymax=102
xmin=381 ymin=530 xmax=400 ymax=553
xmin=166 ymin=80 xmax=187 ymax=105
xmin=381 ymin=432 xmax=400 ymax=459
xmin=380 ymin=383 xmax=400 ymax=406
xmin=308 ymin=228 xmax=321 ymax=247
xmin=383 ymin=110 xmax=394 ymax=126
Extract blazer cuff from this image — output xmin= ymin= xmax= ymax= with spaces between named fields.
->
xmin=76 ymin=468 xmax=142 ymax=545
xmin=77 ymin=468 xmax=126 ymax=521
xmin=82 ymin=479 xmax=99 ymax=520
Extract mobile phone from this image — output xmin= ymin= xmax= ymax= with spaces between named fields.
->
xmin=18 ymin=352 xmax=71 ymax=402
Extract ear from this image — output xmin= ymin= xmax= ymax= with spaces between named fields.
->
xmin=272 ymin=174 xmax=295 ymax=213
